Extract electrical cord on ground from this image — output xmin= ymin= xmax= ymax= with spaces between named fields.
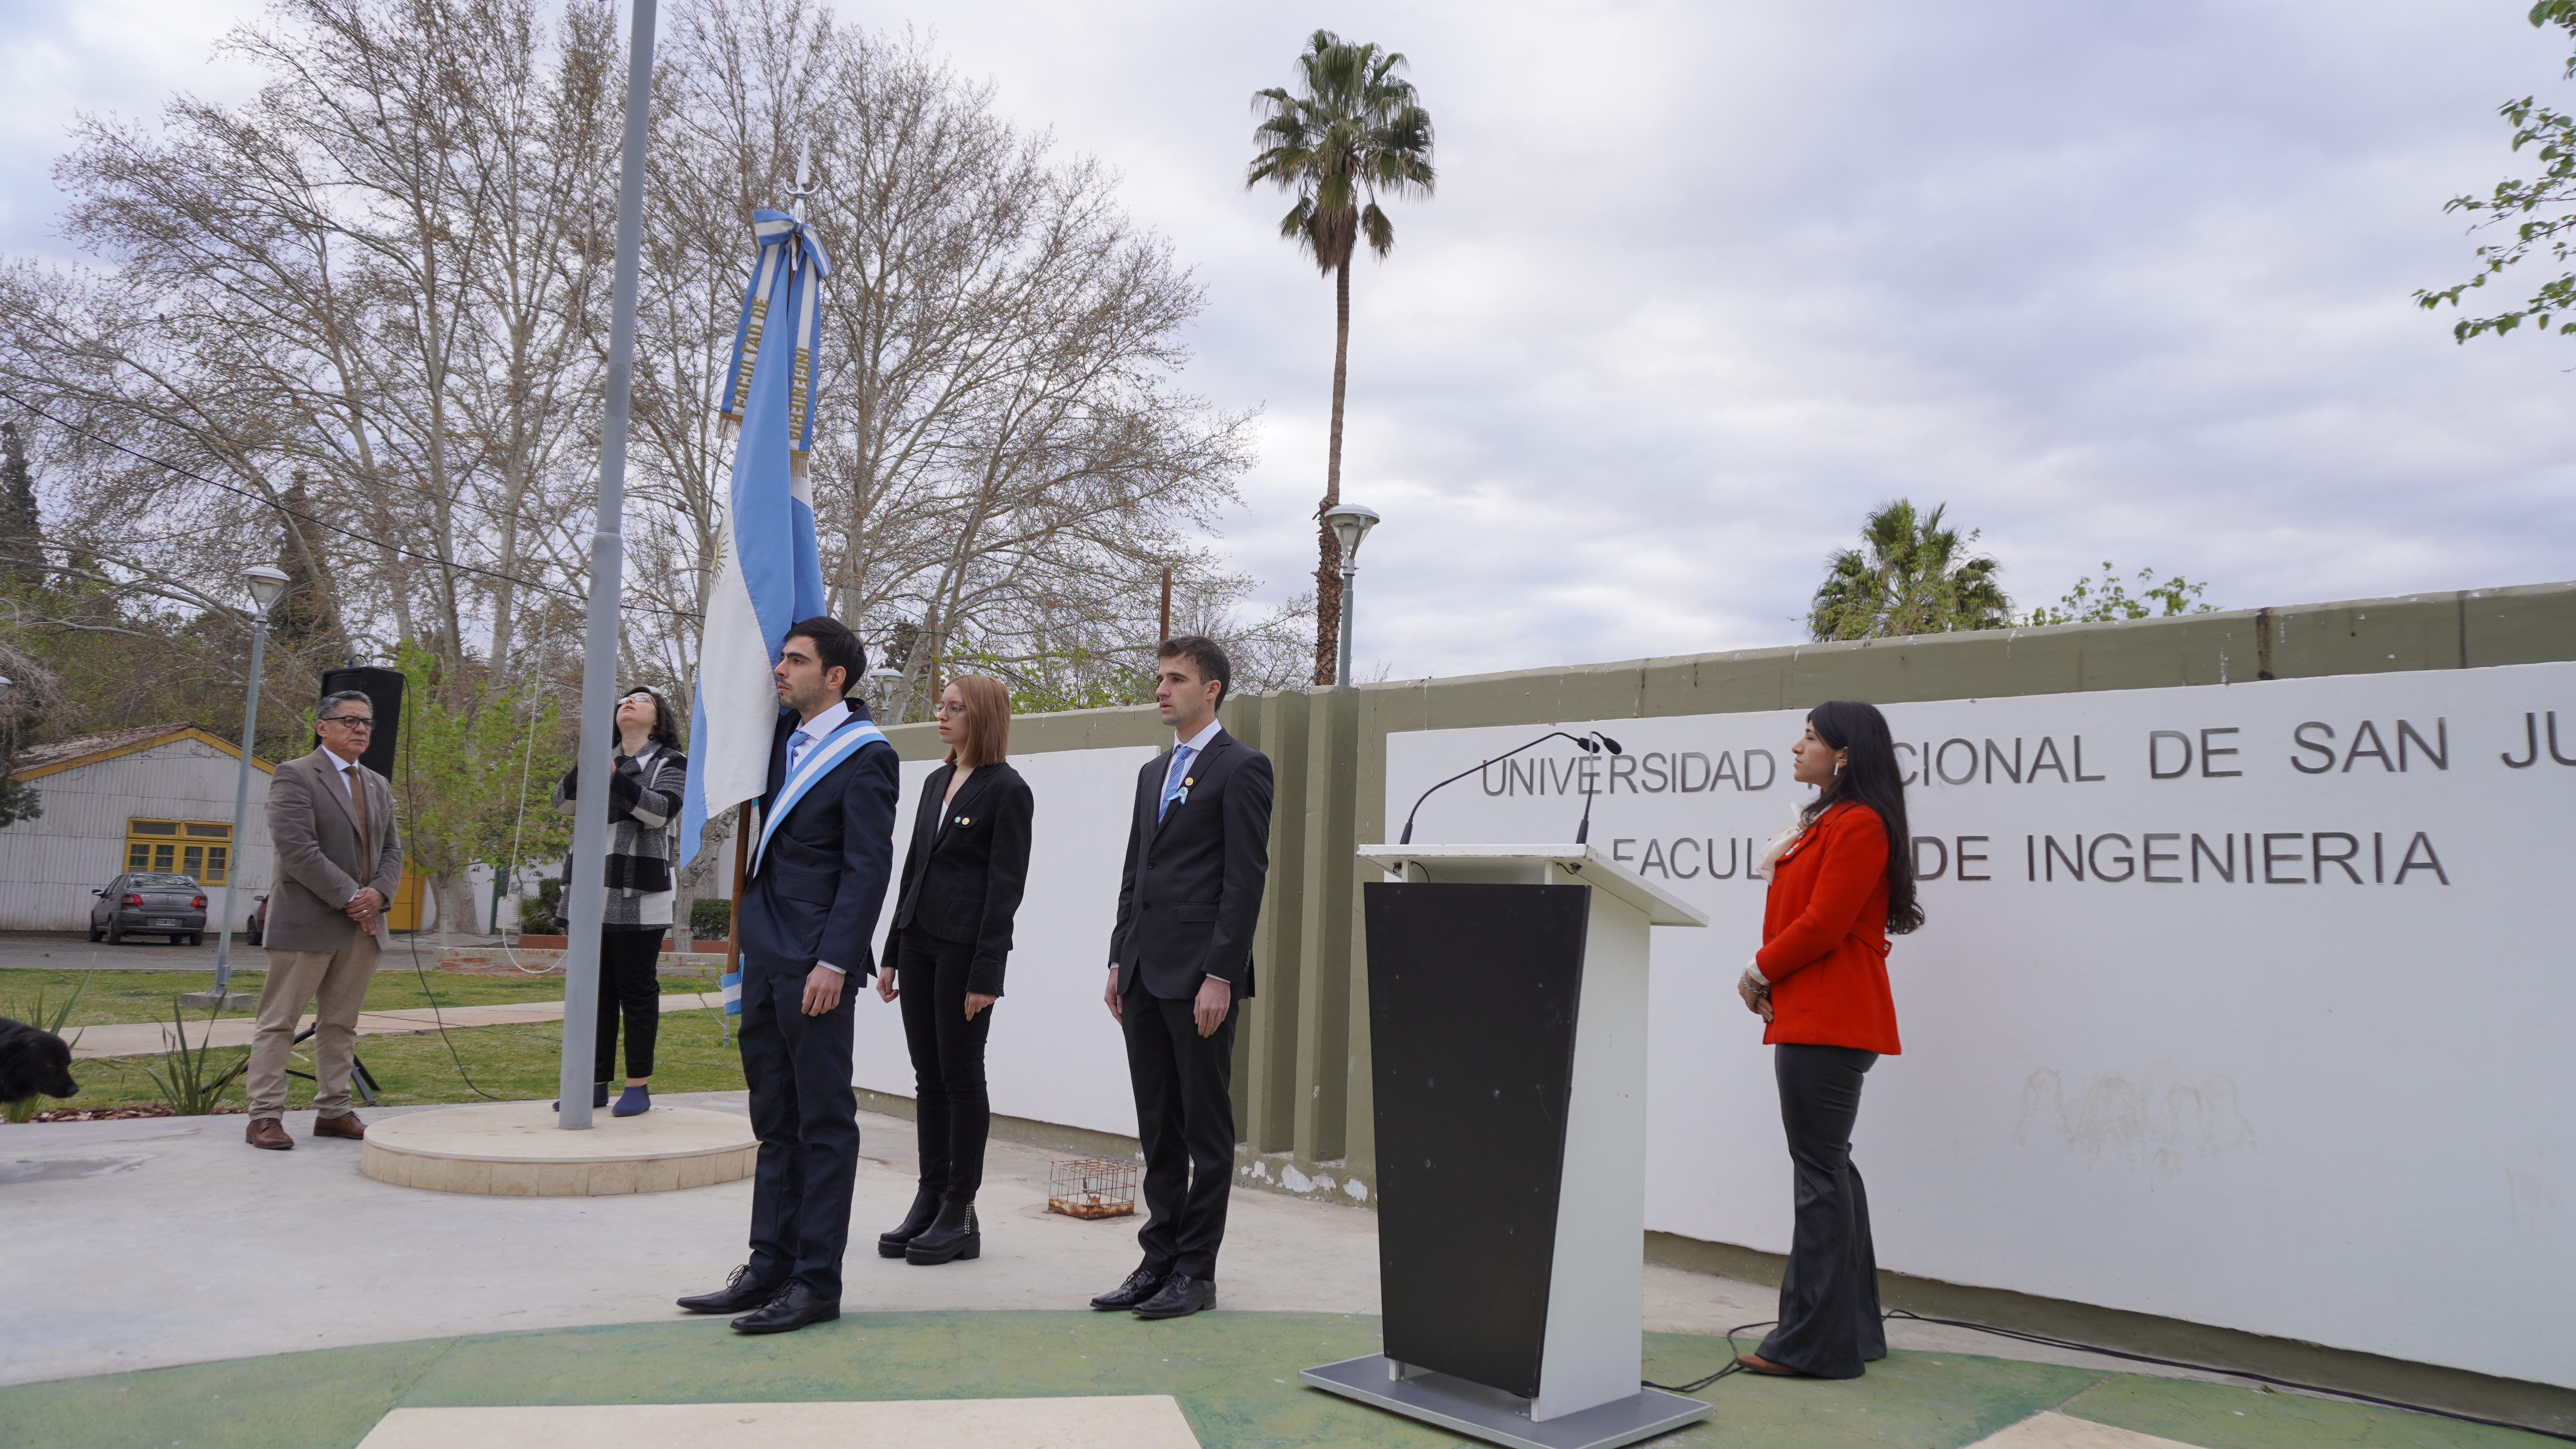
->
xmin=1641 ymin=1319 xmax=1775 ymax=1393
xmin=395 ymin=687 xmax=503 ymax=1102
xmin=1643 ymin=1308 xmax=2574 ymax=1441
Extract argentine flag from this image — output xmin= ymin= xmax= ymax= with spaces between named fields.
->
xmin=682 ymin=209 xmax=832 ymax=1018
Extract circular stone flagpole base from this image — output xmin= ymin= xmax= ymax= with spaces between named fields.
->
xmin=361 ymin=1102 xmax=756 ymax=1196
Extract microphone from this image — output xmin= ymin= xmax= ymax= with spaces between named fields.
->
xmin=1397 ymin=731 xmax=1605 ymax=846
xmin=1572 ymin=732 xmax=1623 ymax=846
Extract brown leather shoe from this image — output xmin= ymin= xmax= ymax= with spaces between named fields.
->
xmin=246 ymin=1118 xmax=293 ymax=1150
xmin=311 ymin=1112 xmax=366 ymax=1140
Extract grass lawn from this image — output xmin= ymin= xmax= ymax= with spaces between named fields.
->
xmin=42 ymin=1009 xmax=748 ymax=1113
xmin=0 ymin=955 xmax=718 ymax=1031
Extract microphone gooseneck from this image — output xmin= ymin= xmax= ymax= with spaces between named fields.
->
xmin=1572 ymin=731 xmax=1623 ymax=846
xmin=1397 ymin=731 xmax=1601 ymax=846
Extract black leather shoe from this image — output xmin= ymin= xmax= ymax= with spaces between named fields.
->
xmin=1088 ymin=1267 xmax=1165 ymax=1311
xmin=878 ymin=1188 xmax=941 ymax=1258
xmin=731 ymin=1282 xmax=840 ymax=1335
xmin=905 ymin=1201 xmax=981 ymax=1265
xmin=1131 ymin=1273 xmax=1215 ymax=1319
xmin=677 ymin=1264 xmax=781 ymax=1315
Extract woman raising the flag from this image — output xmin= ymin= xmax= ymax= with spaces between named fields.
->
xmin=552 ymin=687 xmax=687 ymax=1117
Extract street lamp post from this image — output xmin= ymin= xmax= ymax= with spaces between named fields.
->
xmin=1322 ymin=504 xmax=1381 ymax=688
xmin=185 ymin=564 xmax=291 ymax=1011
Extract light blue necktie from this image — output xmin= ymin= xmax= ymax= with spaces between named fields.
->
xmin=1159 ymin=745 xmax=1194 ymax=821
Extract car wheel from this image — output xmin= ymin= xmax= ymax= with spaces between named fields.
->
xmin=104 ymin=920 xmax=123 ymax=945
xmin=184 ymin=934 xmax=202 ymax=946
xmin=88 ymin=922 xmax=103 ymax=943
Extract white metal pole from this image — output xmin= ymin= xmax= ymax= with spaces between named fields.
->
xmin=559 ymin=0 xmax=658 ymax=1128
xmin=1335 ymin=565 xmax=1357 ymax=688
xmin=207 ymin=613 xmax=268 ymax=1005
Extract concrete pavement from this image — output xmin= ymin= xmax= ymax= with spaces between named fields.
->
xmin=0 ymin=1091 xmax=2255 ymax=1396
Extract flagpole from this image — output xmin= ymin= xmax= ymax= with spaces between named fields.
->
xmin=560 ymin=0 xmax=659 ymax=1130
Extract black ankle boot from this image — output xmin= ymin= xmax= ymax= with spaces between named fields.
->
xmin=877 ymin=1188 xmax=941 ymax=1258
xmin=905 ymin=1200 xmax=981 ymax=1265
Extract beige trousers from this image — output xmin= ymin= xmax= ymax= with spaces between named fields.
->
xmin=246 ymin=931 xmax=382 ymax=1121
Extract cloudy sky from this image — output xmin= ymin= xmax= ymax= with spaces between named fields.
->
xmin=6 ymin=0 xmax=2573 ymax=680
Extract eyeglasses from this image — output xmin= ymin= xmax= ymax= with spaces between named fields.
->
xmin=318 ymin=715 xmax=376 ymax=731
xmin=933 ymin=702 xmax=969 ymax=717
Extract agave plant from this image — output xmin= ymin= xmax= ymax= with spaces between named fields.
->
xmin=143 ymin=997 xmax=250 ymax=1116
xmin=2 ymin=975 xmax=88 ymax=1123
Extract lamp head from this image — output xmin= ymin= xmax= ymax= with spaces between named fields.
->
xmin=241 ymin=564 xmax=291 ymax=615
xmin=1322 ymin=503 xmax=1381 ymax=564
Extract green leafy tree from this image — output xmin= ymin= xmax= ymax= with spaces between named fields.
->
xmin=2418 ymin=2 xmax=2576 ymax=339
xmin=1247 ymin=30 xmax=1436 ymax=685
xmin=0 ymin=635 xmax=58 ymax=828
xmin=946 ymin=638 xmax=1157 ymax=716
xmin=386 ymin=642 xmax=569 ymax=941
xmin=1808 ymin=500 xmax=2011 ymax=641
xmin=2024 ymin=564 xmax=2215 ymax=627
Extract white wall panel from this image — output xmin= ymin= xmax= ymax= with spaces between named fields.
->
xmin=1385 ymin=661 xmax=2576 ymax=1390
xmin=851 ymin=746 xmax=1159 ymax=1141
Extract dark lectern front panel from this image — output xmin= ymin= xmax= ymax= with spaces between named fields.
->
xmin=1364 ymin=881 xmax=1590 ymax=1400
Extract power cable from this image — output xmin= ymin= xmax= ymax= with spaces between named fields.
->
xmin=393 ymin=679 xmax=503 ymax=1102
xmin=1641 ymin=1310 xmax=2575 ymax=1442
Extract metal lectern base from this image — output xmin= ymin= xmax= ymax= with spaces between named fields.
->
xmin=1300 ymin=1355 xmax=1711 ymax=1449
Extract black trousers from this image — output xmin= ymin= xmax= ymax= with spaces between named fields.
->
xmin=896 ymin=930 xmax=994 ymax=1204
xmin=592 ymin=927 xmax=664 ymax=1082
xmin=737 ymin=955 xmax=861 ymax=1300
xmin=1120 ymin=979 xmax=1238 ymax=1280
xmin=1756 ymin=1043 xmax=1886 ymax=1378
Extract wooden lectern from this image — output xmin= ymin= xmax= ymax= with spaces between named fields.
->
xmin=1301 ymin=845 xmax=1712 ymax=1449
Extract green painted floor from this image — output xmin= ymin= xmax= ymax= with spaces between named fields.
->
xmin=0 ymin=1311 xmax=2551 ymax=1449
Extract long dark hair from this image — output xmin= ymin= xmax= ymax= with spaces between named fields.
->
xmin=1801 ymin=700 xmax=1923 ymax=935
xmin=611 ymin=686 xmax=683 ymax=753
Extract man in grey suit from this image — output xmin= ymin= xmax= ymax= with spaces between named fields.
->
xmin=245 ymin=689 xmax=405 ymax=1150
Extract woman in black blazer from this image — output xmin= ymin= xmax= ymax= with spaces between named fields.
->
xmin=874 ymin=674 xmax=1033 ymax=1265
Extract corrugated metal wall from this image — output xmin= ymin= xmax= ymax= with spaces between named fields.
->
xmin=0 ymin=737 xmax=276 ymax=931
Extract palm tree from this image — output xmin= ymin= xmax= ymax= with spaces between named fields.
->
xmin=1807 ymin=500 xmax=2012 ymax=641
xmin=1247 ymin=30 xmax=1435 ymax=685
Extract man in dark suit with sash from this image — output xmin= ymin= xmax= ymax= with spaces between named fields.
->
xmin=1089 ymin=635 xmax=1273 ymax=1321
xmin=677 ymin=616 xmax=899 ymax=1334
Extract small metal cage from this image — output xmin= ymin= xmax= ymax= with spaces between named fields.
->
xmin=1048 ymin=1157 xmax=1138 ymax=1219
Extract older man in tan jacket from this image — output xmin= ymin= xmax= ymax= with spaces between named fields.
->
xmin=246 ymin=689 xmax=405 ymax=1150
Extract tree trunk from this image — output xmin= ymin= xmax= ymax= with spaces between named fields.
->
xmin=1314 ymin=258 xmax=1352 ymax=686
xmin=429 ymin=869 xmax=480 ymax=949
xmin=671 ymin=805 xmax=736 ymax=954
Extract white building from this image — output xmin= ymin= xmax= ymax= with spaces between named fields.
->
xmin=0 ymin=723 xmax=276 ymax=932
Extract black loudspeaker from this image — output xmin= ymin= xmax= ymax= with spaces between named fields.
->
xmin=317 ymin=667 xmax=405 ymax=778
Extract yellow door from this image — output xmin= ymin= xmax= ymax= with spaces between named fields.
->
xmin=385 ymin=864 xmax=428 ymax=931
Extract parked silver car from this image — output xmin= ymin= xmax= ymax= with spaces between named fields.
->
xmin=88 ymin=873 xmax=209 ymax=945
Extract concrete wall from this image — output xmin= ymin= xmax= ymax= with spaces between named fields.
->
xmin=869 ymin=581 xmax=2576 ymax=1387
xmin=0 ymin=735 xmax=276 ymax=931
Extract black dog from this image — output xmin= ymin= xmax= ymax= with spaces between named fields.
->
xmin=0 ymin=1017 xmax=79 ymax=1105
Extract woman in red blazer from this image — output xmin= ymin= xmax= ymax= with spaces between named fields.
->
xmin=1733 ymin=700 xmax=1922 ymax=1379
